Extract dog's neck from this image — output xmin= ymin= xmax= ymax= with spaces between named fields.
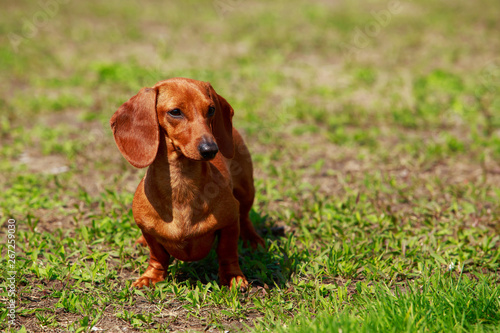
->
xmin=146 ymin=134 xmax=208 ymax=204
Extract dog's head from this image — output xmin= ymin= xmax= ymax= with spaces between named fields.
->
xmin=110 ymin=78 xmax=234 ymax=168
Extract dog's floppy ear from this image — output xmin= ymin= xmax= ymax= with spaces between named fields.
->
xmin=208 ymin=84 xmax=234 ymax=159
xmin=110 ymin=87 xmax=160 ymax=168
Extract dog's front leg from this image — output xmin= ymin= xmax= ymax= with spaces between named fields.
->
xmin=217 ymin=223 xmax=248 ymax=291
xmin=132 ymin=232 xmax=170 ymax=288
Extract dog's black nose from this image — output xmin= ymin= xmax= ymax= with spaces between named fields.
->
xmin=198 ymin=140 xmax=219 ymax=160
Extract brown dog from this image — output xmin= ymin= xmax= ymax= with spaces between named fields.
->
xmin=110 ymin=78 xmax=265 ymax=289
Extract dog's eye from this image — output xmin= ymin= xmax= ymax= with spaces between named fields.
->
xmin=207 ymin=106 xmax=215 ymax=117
xmin=168 ymin=109 xmax=183 ymax=118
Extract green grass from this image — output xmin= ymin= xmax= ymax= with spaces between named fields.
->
xmin=274 ymin=273 xmax=500 ymax=332
xmin=1 ymin=0 xmax=500 ymax=331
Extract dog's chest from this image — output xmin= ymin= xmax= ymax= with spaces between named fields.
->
xmin=163 ymin=205 xmax=218 ymax=261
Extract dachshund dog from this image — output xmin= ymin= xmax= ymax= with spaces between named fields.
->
xmin=110 ymin=78 xmax=265 ymax=289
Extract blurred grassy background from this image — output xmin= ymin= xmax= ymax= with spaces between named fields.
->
xmin=1 ymin=0 xmax=500 ymax=332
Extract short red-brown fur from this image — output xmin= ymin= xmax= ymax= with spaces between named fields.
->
xmin=110 ymin=77 xmax=264 ymax=289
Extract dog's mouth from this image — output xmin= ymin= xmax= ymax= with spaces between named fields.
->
xmin=171 ymin=143 xmax=211 ymax=161
xmin=168 ymin=139 xmax=186 ymax=156
xmin=187 ymin=152 xmax=216 ymax=162
xmin=169 ymin=139 xmax=219 ymax=161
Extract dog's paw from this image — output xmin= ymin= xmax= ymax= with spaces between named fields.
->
xmin=251 ymin=235 xmax=266 ymax=250
xmin=134 ymin=235 xmax=147 ymax=247
xmin=131 ymin=275 xmax=164 ymax=288
xmin=229 ymin=275 xmax=249 ymax=292
xmin=242 ymin=233 xmax=266 ymax=251
xmin=219 ymin=272 xmax=249 ymax=292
